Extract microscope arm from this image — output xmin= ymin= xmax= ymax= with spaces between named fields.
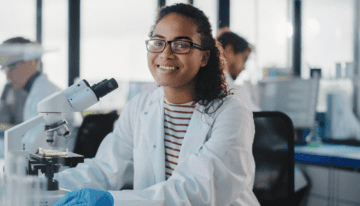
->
xmin=4 ymin=78 xmax=118 ymax=177
xmin=4 ymin=114 xmax=45 ymax=159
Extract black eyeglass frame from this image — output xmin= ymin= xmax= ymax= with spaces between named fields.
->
xmin=145 ymin=39 xmax=206 ymax=54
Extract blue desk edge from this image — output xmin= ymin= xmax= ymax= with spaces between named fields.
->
xmin=295 ymin=145 xmax=360 ymax=169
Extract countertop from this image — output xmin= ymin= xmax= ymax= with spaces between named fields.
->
xmin=295 ymin=143 xmax=360 ymax=169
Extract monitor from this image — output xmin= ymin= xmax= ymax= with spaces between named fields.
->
xmin=258 ymin=78 xmax=320 ymax=129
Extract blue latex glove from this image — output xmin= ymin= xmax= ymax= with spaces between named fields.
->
xmin=53 ymin=188 xmax=114 ymax=206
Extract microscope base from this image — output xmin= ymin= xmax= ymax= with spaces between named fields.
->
xmin=41 ymin=188 xmax=70 ymax=206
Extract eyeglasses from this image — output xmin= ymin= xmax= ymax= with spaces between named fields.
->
xmin=145 ymin=39 xmax=205 ymax=54
xmin=1 ymin=62 xmax=21 ymax=72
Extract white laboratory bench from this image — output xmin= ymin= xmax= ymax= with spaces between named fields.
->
xmin=295 ymin=144 xmax=360 ymax=206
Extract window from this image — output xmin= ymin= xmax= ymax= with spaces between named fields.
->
xmin=165 ymin=1 xmax=219 ymax=40
xmin=303 ymin=0 xmax=356 ymax=112
xmin=230 ymin=0 xmax=292 ymax=84
xmin=230 ymin=0 xmax=257 ymax=84
xmin=166 ymin=0 xmax=188 ymax=6
xmin=42 ymin=0 xmax=68 ymax=89
xmin=80 ymin=0 xmax=158 ymax=110
xmin=80 ymin=0 xmax=157 ymax=82
xmin=302 ymin=0 xmax=355 ymax=79
xmin=0 ymin=0 xmax=36 ymax=94
xmin=193 ymin=0 xmax=219 ymax=37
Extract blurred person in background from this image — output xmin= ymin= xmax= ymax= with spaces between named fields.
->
xmin=0 ymin=37 xmax=78 ymax=156
xmin=218 ymin=30 xmax=309 ymax=205
xmin=217 ymin=29 xmax=260 ymax=111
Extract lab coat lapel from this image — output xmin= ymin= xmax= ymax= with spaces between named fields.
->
xmin=142 ymin=93 xmax=166 ymax=183
xmin=178 ymin=104 xmax=214 ymax=165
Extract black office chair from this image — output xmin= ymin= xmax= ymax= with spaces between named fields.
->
xmin=252 ymin=111 xmax=295 ymax=206
xmin=73 ymin=111 xmax=119 ymax=162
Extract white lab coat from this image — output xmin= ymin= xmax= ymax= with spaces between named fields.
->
xmin=23 ymin=73 xmax=61 ymax=121
xmin=55 ymin=87 xmax=260 ymax=205
xmin=225 ymin=73 xmax=261 ymax=112
xmin=21 ymin=74 xmax=77 ymax=153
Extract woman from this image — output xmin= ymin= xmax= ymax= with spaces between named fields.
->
xmin=54 ymin=3 xmax=260 ymax=206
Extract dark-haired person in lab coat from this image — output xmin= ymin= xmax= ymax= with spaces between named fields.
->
xmin=218 ymin=30 xmax=308 ymax=205
xmin=217 ymin=29 xmax=260 ymax=112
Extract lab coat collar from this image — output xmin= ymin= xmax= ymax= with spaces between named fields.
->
xmin=23 ymin=71 xmax=41 ymax=93
xmin=225 ymin=72 xmax=234 ymax=86
xmin=142 ymin=87 xmax=214 ymax=183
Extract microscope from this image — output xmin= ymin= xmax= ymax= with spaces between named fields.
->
xmin=4 ymin=78 xmax=118 ymax=205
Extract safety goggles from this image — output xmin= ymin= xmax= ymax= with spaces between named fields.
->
xmin=1 ymin=61 xmax=22 ymax=72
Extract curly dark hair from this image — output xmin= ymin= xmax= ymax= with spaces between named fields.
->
xmin=149 ymin=3 xmax=229 ymax=114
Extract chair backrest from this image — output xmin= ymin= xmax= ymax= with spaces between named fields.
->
xmin=73 ymin=111 xmax=119 ymax=161
xmin=252 ymin=111 xmax=294 ymax=206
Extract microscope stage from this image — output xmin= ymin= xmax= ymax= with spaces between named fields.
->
xmin=30 ymin=152 xmax=84 ymax=167
xmin=38 ymin=147 xmax=68 ymax=157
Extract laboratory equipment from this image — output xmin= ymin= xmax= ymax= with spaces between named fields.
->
xmin=355 ymin=79 xmax=360 ymax=118
xmin=3 ymin=78 xmax=118 ymax=205
xmin=310 ymin=68 xmax=321 ymax=78
xmin=345 ymin=62 xmax=354 ymax=78
xmin=336 ymin=63 xmax=343 ymax=78
xmin=325 ymin=93 xmax=360 ymax=141
xmin=85 ymin=79 xmax=128 ymax=111
xmin=316 ymin=78 xmax=354 ymax=113
xmin=1 ymin=152 xmax=47 ymax=206
xmin=263 ymin=67 xmax=293 ymax=79
xmin=257 ymin=78 xmax=320 ymax=129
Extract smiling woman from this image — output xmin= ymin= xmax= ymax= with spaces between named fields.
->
xmin=147 ymin=13 xmax=211 ymax=103
xmin=148 ymin=5 xmax=229 ymax=111
xmin=54 ymin=3 xmax=260 ymax=206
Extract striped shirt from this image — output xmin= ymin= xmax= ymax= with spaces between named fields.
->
xmin=164 ymin=99 xmax=195 ymax=179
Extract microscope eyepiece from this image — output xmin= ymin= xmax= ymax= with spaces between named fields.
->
xmin=90 ymin=78 xmax=118 ymax=100
xmin=82 ymin=79 xmax=91 ymax=87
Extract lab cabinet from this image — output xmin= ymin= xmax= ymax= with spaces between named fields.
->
xmin=297 ymin=163 xmax=360 ymax=206
xmin=338 ymin=169 xmax=360 ymax=203
xmin=303 ymin=165 xmax=329 ymax=197
xmin=305 ymin=195 xmax=328 ymax=206
xmin=338 ymin=202 xmax=360 ymax=206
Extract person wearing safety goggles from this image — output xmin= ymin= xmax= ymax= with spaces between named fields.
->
xmin=0 ymin=37 xmax=77 ymax=157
